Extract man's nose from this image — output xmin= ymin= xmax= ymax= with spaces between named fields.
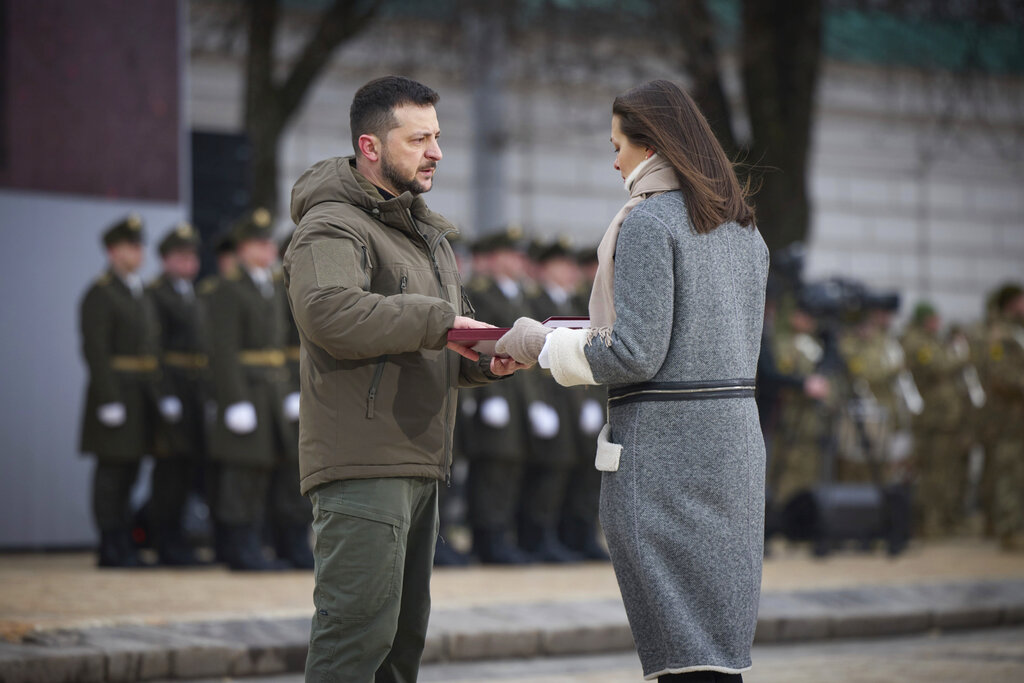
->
xmin=427 ymin=140 xmax=442 ymax=161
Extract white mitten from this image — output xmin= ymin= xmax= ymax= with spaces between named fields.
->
xmin=579 ymin=399 xmax=604 ymax=436
xmin=159 ymin=396 xmax=183 ymax=423
xmin=97 ymin=402 xmax=126 ymax=427
xmin=528 ymin=401 xmax=560 ymax=439
xmin=284 ymin=392 xmax=301 ymax=421
xmin=225 ymin=401 xmax=257 ymax=435
xmin=479 ymin=396 xmax=510 ymax=428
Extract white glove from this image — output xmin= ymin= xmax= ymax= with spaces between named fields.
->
xmin=159 ymin=396 xmax=183 ymax=423
xmin=97 ymin=402 xmax=126 ymax=427
xmin=284 ymin=392 xmax=301 ymax=421
xmin=580 ymin=399 xmax=604 ymax=436
xmin=479 ymin=396 xmax=510 ymax=428
xmin=225 ymin=401 xmax=257 ymax=435
xmin=528 ymin=401 xmax=560 ymax=439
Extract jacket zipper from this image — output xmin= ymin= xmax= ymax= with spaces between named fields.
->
xmin=410 ymin=214 xmax=456 ymax=486
xmin=360 ymin=246 xmax=371 ymax=289
xmin=366 ymin=356 xmax=387 ymax=418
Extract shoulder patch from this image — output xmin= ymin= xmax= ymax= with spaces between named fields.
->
xmin=197 ymin=278 xmax=220 ymax=296
xmin=95 ymin=272 xmax=113 ymax=287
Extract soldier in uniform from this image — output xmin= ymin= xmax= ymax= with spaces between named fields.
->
xmin=519 ymin=238 xmax=584 ymax=562
xmin=463 ymin=227 xmax=535 ymax=564
xmin=78 ymin=214 xmax=161 ymax=567
xmin=901 ymin=302 xmax=970 ymax=538
xmin=146 ymin=222 xmax=208 ymax=565
xmin=271 ymin=230 xmax=314 ymax=569
xmin=767 ymin=303 xmax=831 ymax=505
xmin=985 ymin=284 xmax=1024 ymax=550
xmin=201 ymin=208 xmax=308 ymax=570
xmin=838 ymin=298 xmax=918 ymax=484
xmin=557 ymin=245 xmax=610 ymax=560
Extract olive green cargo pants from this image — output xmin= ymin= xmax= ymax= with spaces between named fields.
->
xmin=305 ymin=477 xmax=438 ymax=683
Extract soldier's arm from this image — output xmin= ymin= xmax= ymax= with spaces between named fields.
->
xmin=80 ymin=285 xmax=119 ymax=404
xmin=203 ymin=283 xmax=249 ymax=407
xmin=285 ymin=231 xmax=455 ymax=361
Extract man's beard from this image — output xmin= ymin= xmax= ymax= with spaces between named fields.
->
xmin=381 ymin=150 xmax=435 ymax=196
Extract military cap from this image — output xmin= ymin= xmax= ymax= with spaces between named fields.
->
xmin=158 ymin=221 xmax=201 ymax=257
xmin=102 ymin=213 xmax=145 ymax=248
xmin=575 ymin=246 xmax=599 ymax=266
xmin=231 ymin=207 xmax=274 ymax=243
xmin=213 ymin=229 xmax=236 ymax=255
xmin=995 ymin=282 xmax=1024 ymax=312
xmin=534 ymin=235 xmax=576 ymax=263
xmin=911 ymin=300 xmax=937 ymax=324
xmin=471 ymin=225 xmax=524 ymax=254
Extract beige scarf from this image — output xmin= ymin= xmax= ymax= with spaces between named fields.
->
xmin=587 ymin=154 xmax=680 ymax=344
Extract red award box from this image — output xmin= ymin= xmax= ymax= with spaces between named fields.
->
xmin=446 ymin=316 xmax=590 ymax=356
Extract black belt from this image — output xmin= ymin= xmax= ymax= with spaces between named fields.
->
xmin=608 ymin=379 xmax=756 ymax=406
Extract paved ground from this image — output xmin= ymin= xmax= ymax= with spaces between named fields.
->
xmin=159 ymin=627 xmax=1024 ymax=682
xmin=3 ymin=537 xmax=1022 ymax=638
xmin=1 ymin=538 xmax=1022 ymax=682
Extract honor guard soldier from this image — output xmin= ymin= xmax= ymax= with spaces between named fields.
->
xmin=464 ymin=227 xmax=535 ymax=563
xmin=146 ymin=222 xmax=208 ymax=565
xmin=520 ymin=238 xmax=585 ymax=562
xmin=901 ymin=302 xmax=970 ymax=538
xmin=272 ymin=230 xmax=314 ymax=569
xmin=78 ymin=214 xmax=161 ymax=568
xmin=558 ymin=245 xmax=609 ymax=560
xmin=201 ymin=208 xmax=311 ymax=570
xmin=985 ymin=284 xmax=1024 ymax=550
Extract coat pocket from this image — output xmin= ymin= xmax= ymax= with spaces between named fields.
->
xmin=594 ymin=423 xmax=622 ymax=472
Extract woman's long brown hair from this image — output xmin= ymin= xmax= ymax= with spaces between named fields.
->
xmin=613 ymin=79 xmax=755 ymax=234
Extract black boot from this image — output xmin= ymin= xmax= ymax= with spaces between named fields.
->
xmin=473 ymin=528 xmax=533 ymax=565
xmin=224 ymin=524 xmax=287 ymax=572
xmin=276 ymin=523 xmax=314 ymax=570
xmin=561 ymin=517 xmax=610 ymax=562
xmin=520 ymin=522 xmax=583 ymax=563
xmin=98 ymin=528 xmax=149 ymax=568
xmin=154 ymin=522 xmax=207 ymax=567
xmin=433 ymin=536 xmax=471 ymax=566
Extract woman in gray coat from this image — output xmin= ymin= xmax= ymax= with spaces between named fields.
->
xmin=497 ymin=80 xmax=768 ymax=682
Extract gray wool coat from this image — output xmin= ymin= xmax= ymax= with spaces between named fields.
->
xmin=584 ymin=190 xmax=768 ymax=679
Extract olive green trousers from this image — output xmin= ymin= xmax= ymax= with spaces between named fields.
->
xmin=305 ymin=477 xmax=438 ymax=683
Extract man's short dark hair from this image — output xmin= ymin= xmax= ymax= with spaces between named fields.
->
xmin=350 ymin=76 xmax=440 ymax=153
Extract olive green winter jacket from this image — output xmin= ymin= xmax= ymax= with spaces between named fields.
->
xmin=284 ymin=156 xmax=495 ymax=494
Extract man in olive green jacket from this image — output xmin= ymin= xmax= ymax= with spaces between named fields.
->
xmin=283 ymin=76 xmax=525 ymax=682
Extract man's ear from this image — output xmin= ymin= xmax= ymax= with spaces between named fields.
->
xmin=357 ymin=134 xmax=382 ymax=162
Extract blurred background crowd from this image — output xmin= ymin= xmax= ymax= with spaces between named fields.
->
xmin=0 ymin=0 xmax=1022 ymax=565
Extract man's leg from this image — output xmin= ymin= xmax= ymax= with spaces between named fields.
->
xmin=377 ymin=479 xmax=438 ymax=683
xmin=305 ymin=478 xmax=425 ymax=683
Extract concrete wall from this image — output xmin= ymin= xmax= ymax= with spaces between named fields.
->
xmin=0 ymin=192 xmax=184 ymax=548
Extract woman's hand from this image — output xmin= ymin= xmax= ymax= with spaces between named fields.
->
xmin=495 ymin=317 xmax=552 ymax=365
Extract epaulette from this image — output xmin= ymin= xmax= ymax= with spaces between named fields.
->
xmin=225 ymin=269 xmax=242 ymax=282
xmin=147 ymin=274 xmax=166 ymax=290
xmin=95 ymin=272 xmax=113 ymax=287
xmin=272 ymin=268 xmax=285 ymax=284
xmin=468 ymin=277 xmax=490 ymax=293
xmin=522 ymin=281 xmax=541 ymax=298
xmin=197 ymin=277 xmax=220 ymax=296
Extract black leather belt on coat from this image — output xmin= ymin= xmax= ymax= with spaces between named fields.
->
xmin=608 ymin=378 xmax=756 ymax=406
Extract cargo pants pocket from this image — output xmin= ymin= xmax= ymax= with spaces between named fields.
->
xmin=310 ymin=496 xmax=404 ymax=624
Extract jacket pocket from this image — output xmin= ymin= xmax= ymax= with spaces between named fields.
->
xmin=366 ymin=357 xmax=388 ymax=418
xmin=312 ymin=497 xmax=402 ymax=622
xmin=594 ymin=423 xmax=622 ymax=472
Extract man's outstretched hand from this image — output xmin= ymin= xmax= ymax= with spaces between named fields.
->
xmin=447 ymin=316 xmax=529 ymax=375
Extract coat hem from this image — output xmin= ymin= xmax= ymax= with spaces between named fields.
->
xmin=644 ymin=664 xmax=751 ymax=680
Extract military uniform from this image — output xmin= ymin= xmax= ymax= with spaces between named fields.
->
xmin=463 ymin=229 xmax=535 ymax=563
xmin=519 ymin=242 xmax=584 ymax=562
xmin=767 ymin=327 xmax=826 ymax=504
xmin=984 ymin=289 xmax=1024 ymax=548
xmin=146 ymin=222 xmax=209 ymax=564
xmin=201 ymin=209 xmax=307 ymax=570
xmin=78 ymin=214 xmax=160 ymax=567
xmin=902 ymin=317 xmax=969 ymax=538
